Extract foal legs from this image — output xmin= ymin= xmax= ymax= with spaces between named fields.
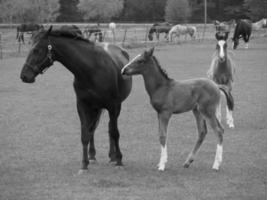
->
xmin=157 ymin=111 xmax=171 ymax=171
xmin=183 ymin=108 xmax=207 ymax=168
xmin=226 ymin=106 xmax=234 ymax=128
xmin=207 ymin=116 xmax=224 ymax=170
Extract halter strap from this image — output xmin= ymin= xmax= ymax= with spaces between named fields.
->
xmin=24 ymin=40 xmax=54 ymax=75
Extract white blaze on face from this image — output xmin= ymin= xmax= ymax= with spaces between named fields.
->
xmin=218 ymin=40 xmax=225 ymax=59
xmin=121 ymin=54 xmax=141 ymax=74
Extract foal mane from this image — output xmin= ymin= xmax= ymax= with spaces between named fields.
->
xmin=152 ymin=56 xmax=172 ymax=80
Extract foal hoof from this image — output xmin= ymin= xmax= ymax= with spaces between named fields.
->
xmin=78 ymin=169 xmax=88 ymax=175
xmin=183 ymin=159 xmax=194 ymax=168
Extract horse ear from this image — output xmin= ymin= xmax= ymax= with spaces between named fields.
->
xmin=215 ymin=32 xmax=220 ymax=40
xmin=224 ymin=32 xmax=229 ymax=40
xmin=144 ymin=47 xmax=154 ymax=58
xmin=45 ymin=25 xmax=53 ymax=37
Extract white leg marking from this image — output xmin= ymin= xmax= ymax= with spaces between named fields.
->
xmin=121 ymin=54 xmax=141 ymax=74
xmin=216 ymin=101 xmax=222 ymax=123
xmin=245 ymin=43 xmax=249 ymax=49
xmin=158 ymin=145 xmax=167 ymax=171
xmin=226 ymin=107 xmax=234 ymax=128
xmin=212 ymin=144 xmax=223 ymax=170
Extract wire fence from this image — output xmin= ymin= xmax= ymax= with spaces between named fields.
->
xmin=0 ymin=23 xmax=266 ymax=59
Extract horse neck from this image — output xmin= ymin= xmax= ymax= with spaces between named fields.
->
xmin=142 ymin=58 xmax=170 ymax=97
xmin=51 ymin=36 xmax=95 ymax=79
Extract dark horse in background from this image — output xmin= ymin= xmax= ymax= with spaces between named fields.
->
xmin=148 ymin=22 xmax=173 ymax=41
xmin=83 ymin=25 xmax=103 ymax=42
xmin=20 ymin=26 xmax=132 ymax=173
xmin=232 ymin=19 xmax=252 ymax=49
xmin=16 ymin=23 xmax=44 ymax=44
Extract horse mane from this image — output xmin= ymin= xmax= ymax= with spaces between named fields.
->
xmin=32 ymin=27 xmax=93 ymax=45
xmin=49 ymin=29 xmax=91 ymax=43
xmin=152 ymin=56 xmax=172 ymax=80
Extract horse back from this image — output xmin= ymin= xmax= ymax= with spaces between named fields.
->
xmin=233 ymin=19 xmax=252 ymax=39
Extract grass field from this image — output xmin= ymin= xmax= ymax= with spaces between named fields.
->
xmin=0 ymin=37 xmax=267 ymax=200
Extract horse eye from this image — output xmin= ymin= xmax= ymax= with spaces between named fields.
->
xmin=33 ymin=49 xmax=40 ymax=54
xmin=137 ymin=59 xmax=144 ymax=64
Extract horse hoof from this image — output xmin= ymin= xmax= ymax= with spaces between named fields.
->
xmin=183 ymin=163 xmax=190 ymax=168
xmin=78 ymin=169 xmax=88 ymax=175
xmin=115 ymin=165 xmax=124 ymax=170
xmin=183 ymin=158 xmax=193 ymax=168
xmin=89 ymin=159 xmax=97 ymax=164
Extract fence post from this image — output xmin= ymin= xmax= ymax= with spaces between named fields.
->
xmin=122 ymin=28 xmax=127 ymax=47
xmin=0 ymin=32 xmax=2 ymax=59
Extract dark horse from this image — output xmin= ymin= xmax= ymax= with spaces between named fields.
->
xmin=20 ymin=26 xmax=132 ymax=173
xmin=16 ymin=23 xmax=44 ymax=44
xmin=232 ymin=19 xmax=252 ymax=49
xmin=148 ymin=22 xmax=172 ymax=41
xmin=121 ymin=47 xmax=233 ymax=171
xmin=83 ymin=25 xmax=103 ymax=42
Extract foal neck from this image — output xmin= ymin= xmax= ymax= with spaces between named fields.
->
xmin=142 ymin=56 xmax=172 ymax=97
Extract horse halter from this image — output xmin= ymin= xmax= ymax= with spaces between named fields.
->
xmin=24 ymin=40 xmax=54 ymax=75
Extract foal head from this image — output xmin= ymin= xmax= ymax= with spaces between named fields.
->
xmin=121 ymin=47 xmax=155 ymax=76
xmin=215 ymin=32 xmax=229 ymax=62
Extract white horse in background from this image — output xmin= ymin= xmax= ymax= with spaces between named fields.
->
xmin=108 ymin=22 xmax=116 ymax=42
xmin=252 ymin=18 xmax=267 ymax=30
xmin=168 ymin=24 xmax=197 ymax=43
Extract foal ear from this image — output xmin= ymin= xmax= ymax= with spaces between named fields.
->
xmin=224 ymin=32 xmax=229 ymax=40
xmin=144 ymin=47 xmax=154 ymax=58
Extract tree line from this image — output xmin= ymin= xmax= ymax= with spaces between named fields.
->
xmin=0 ymin=0 xmax=266 ymax=24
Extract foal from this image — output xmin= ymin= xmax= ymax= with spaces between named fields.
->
xmin=121 ymin=47 xmax=233 ymax=171
xmin=207 ymin=32 xmax=235 ymax=128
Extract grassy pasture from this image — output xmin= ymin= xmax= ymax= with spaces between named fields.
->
xmin=0 ymin=36 xmax=267 ymax=200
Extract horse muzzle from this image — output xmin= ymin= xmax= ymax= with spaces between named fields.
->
xmin=20 ymin=73 xmax=35 ymax=83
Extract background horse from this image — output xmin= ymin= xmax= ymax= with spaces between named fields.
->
xmin=16 ymin=23 xmax=44 ymax=44
xmin=207 ymin=32 xmax=235 ymax=128
xmin=148 ymin=22 xmax=172 ymax=41
xmin=168 ymin=24 xmax=197 ymax=43
xmin=20 ymin=26 xmax=132 ymax=173
xmin=252 ymin=18 xmax=267 ymax=30
xmin=214 ymin=19 xmax=236 ymax=34
xmin=121 ymin=47 xmax=233 ymax=171
xmin=232 ymin=19 xmax=252 ymax=49
xmin=83 ymin=25 xmax=103 ymax=42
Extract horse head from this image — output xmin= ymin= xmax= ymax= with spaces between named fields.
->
xmin=215 ymin=32 xmax=228 ymax=62
xmin=215 ymin=31 xmax=229 ymax=41
xmin=121 ymin=47 xmax=154 ymax=76
xmin=20 ymin=26 xmax=54 ymax=83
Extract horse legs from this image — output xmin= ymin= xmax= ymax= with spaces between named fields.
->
xmin=157 ymin=111 xmax=171 ymax=171
xmin=226 ymin=106 xmax=234 ymax=128
xmin=216 ymin=95 xmax=222 ymax=123
xmin=244 ymin=34 xmax=250 ymax=49
xmin=77 ymin=101 xmax=101 ymax=172
xmin=207 ymin=115 xmax=224 ymax=170
xmin=183 ymin=108 xmax=207 ymax=168
xmin=107 ymin=104 xmax=123 ymax=166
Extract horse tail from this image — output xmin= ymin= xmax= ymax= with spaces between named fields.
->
xmin=218 ymin=85 xmax=234 ymax=111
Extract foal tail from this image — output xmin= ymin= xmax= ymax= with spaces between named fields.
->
xmin=218 ymin=85 xmax=234 ymax=111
